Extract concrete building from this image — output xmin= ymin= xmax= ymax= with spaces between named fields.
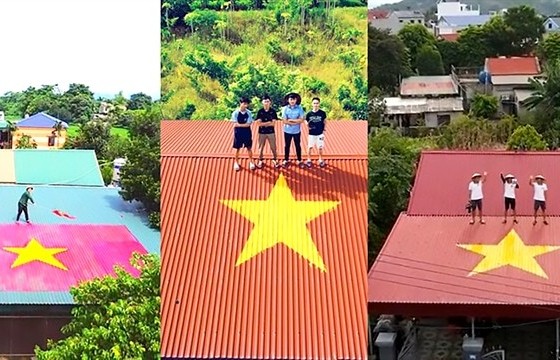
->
xmin=383 ymin=75 xmax=464 ymax=130
xmin=436 ymin=0 xmax=480 ymax=19
xmin=12 ymin=112 xmax=68 ymax=149
xmin=369 ymin=10 xmax=425 ymax=34
xmin=436 ymin=15 xmax=491 ymax=35
xmin=543 ymin=16 xmax=560 ymax=33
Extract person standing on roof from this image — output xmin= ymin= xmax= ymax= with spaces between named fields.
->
xmin=305 ymin=97 xmax=327 ymax=168
xmin=281 ymin=92 xmax=305 ymax=168
xmin=255 ymin=95 xmax=280 ymax=169
xmin=530 ymin=175 xmax=548 ymax=225
xmin=468 ymin=172 xmax=487 ymax=225
xmin=16 ymin=187 xmax=34 ymax=223
xmin=231 ymin=97 xmax=256 ymax=172
xmin=501 ymin=173 xmax=519 ymax=224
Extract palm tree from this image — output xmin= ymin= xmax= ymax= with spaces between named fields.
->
xmin=52 ymin=120 xmax=65 ymax=148
xmin=525 ymin=60 xmax=560 ymax=112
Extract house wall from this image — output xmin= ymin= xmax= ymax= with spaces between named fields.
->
xmin=437 ymin=1 xmax=479 ymax=18
xmin=425 ymin=111 xmax=462 ymax=127
xmin=371 ymin=14 xmax=424 ymax=33
xmin=544 ymin=19 xmax=559 ymax=32
xmin=12 ymin=128 xmax=67 ymax=150
xmin=0 ymin=314 xmax=71 ymax=356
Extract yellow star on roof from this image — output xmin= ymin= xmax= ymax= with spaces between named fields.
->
xmin=220 ymin=173 xmax=339 ymax=272
xmin=457 ymin=229 xmax=560 ymax=278
xmin=3 ymin=238 xmax=68 ymax=271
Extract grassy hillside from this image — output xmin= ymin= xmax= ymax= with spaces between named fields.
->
xmin=162 ymin=7 xmax=367 ymax=120
xmin=375 ymin=0 xmax=560 ymax=14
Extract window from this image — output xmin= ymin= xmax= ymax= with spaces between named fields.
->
xmin=409 ymin=19 xmax=414 ymax=23
xmin=549 ymin=23 xmax=553 ymax=29
xmin=48 ymin=135 xmax=55 ymax=147
xmin=437 ymin=114 xmax=451 ymax=126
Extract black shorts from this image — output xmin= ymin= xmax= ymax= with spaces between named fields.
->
xmin=534 ymin=200 xmax=546 ymax=211
xmin=470 ymin=199 xmax=482 ymax=211
xmin=233 ymin=131 xmax=252 ymax=149
xmin=505 ymin=197 xmax=516 ymax=210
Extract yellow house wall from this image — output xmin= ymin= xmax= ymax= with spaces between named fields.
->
xmin=12 ymin=128 xmax=67 ymax=149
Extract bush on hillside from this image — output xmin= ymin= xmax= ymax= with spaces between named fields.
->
xmin=438 ymin=116 xmax=495 ymax=150
xmin=493 ymin=115 xmax=519 ymax=143
xmin=184 ymin=10 xmax=223 ymax=37
xmin=303 ymin=76 xmax=329 ymax=94
xmin=184 ymin=48 xmax=231 ymax=87
xmin=507 ymin=124 xmax=547 ymax=151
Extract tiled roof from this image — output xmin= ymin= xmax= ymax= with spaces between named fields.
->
xmin=368 ymin=9 xmax=389 ymax=20
xmin=438 ymin=33 xmax=459 ymax=42
xmin=16 ymin=112 xmax=68 ymax=129
xmin=485 ymin=57 xmax=541 ymax=76
xmin=369 ymin=214 xmax=560 ymax=317
xmin=161 ymin=121 xmax=367 ymax=359
xmin=0 ymin=184 xmax=160 ymax=304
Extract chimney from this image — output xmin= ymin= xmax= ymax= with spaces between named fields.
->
xmin=25 ymin=114 xmax=29 ymax=118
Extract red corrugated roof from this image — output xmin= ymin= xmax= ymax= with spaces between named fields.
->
xmin=161 ymin=121 xmax=367 ymax=359
xmin=438 ymin=33 xmax=459 ymax=42
xmin=368 ymin=9 xmax=390 ymax=20
xmin=408 ymin=151 xmax=560 ymax=216
xmin=369 ymin=214 xmax=560 ymax=317
xmin=161 ymin=120 xmax=366 ymax=157
xmin=485 ymin=56 xmax=541 ymax=76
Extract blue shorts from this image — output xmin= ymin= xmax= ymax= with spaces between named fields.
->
xmin=233 ymin=130 xmax=252 ymax=149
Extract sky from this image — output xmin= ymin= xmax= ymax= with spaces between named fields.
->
xmin=369 ymin=0 xmax=402 ymax=8
xmin=0 ymin=0 xmax=160 ymax=99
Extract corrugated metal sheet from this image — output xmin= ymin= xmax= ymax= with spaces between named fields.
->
xmin=369 ymin=214 xmax=560 ymax=316
xmin=16 ymin=112 xmax=68 ymax=129
xmin=161 ymin=120 xmax=367 ymax=157
xmin=400 ymin=76 xmax=458 ymax=96
xmin=161 ymin=120 xmax=367 ymax=359
xmin=408 ymin=151 xmax=560 ymax=216
xmin=0 ymin=184 xmax=160 ymax=304
xmin=384 ymin=97 xmax=463 ymax=114
xmin=14 ymin=149 xmax=104 ymax=186
xmin=485 ymin=57 xmax=541 ymax=76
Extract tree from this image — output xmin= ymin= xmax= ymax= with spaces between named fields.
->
xmin=483 ymin=16 xmax=515 ymax=57
xmin=438 ymin=116 xmax=495 ymax=150
xmin=128 ymin=93 xmax=153 ymax=110
xmin=415 ymin=45 xmax=444 ymax=75
xmin=507 ymin=124 xmax=547 ymax=150
xmin=397 ymin=24 xmax=436 ymax=67
xmin=16 ymin=134 xmax=37 ymax=149
xmin=538 ymin=32 xmax=560 ymax=64
xmin=369 ymin=26 xmax=411 ymax=94
xmin=72 ymin=120 xmax=112 ymax=158
xmin=503 ymin=6 xmax=544 ymax=55
xmin=436 ymin=40 xmax=462 ymax=73
xmin=470 ymin=93 xmax=499 ymax=119
xmin=52 ymin=120 xmax=66 ymax=148
xmin=119 ymin=107 xmax=161 ymax=229
xmin=457 ymin=26 xmax=490 ymax=67
xmin=35 ymin=253 xmax=160 ymax=360
xmin=525 ymin=60 xmax=560 ymax=112
xmin=368 ymin=86 xmax=384 ymax=130
xmin=63 ymin=84 xmax=97 ymax=123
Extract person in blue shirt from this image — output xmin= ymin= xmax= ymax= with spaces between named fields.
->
xmin=281 ymin=92 xmax=305 ymax=168
xmin=231 ymin=97 xmax=256 ymax=171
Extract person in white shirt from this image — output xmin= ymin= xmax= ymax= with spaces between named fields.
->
xmin=501 ymin=173 xmax=519 ymax=224
xmin=530 ymin=175 xmax=548 ymax=225
xmin=468 ymin=172 xmax=487 ymax=225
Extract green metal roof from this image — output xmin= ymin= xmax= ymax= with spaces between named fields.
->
xmin=14 ymin=149 xmax=104 ymax=186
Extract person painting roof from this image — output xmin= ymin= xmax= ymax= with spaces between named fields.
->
xmin=468 ymin=172 xmax=487 ymax=225
xmin=500 ymin=173 xmax=519 ymax=224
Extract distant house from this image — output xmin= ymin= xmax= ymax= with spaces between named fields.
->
xmin=543 ymin=17 xmax=560 ymax=33
xmin=13 ymin=112 xmax=69 ymax=149
xmin=383 ymin=75 xmax=464 ymax=129
xmin=436 ymin=15 xmax=492 ymax=35
xmin=0 ymin=111 xmax=12 ymax=149
xmin=436 ymin=0 xmax=480 ymax=20
xmin=485 ymin=56 xmax=542 ymax=115
xmin=369 ymin=10 xmax=425 ymax=34
xmin=437 ymin=33 xmax=459 ymax=42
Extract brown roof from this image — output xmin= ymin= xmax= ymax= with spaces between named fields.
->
xmin=161 ymin=121 xmax=367 ymax=359
xmin=438 ymin=33 xmax=459 ymax=42
xmin=400 ymin=76 xmax=459 ymax=96
xmin=485 ymin=57 xmax=541 ymax=76
xmin=368 ymin=9 xmax=390 ymax=20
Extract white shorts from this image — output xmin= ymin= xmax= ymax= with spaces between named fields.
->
xmin=308 ymin=134 xmax=325 ymax=149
